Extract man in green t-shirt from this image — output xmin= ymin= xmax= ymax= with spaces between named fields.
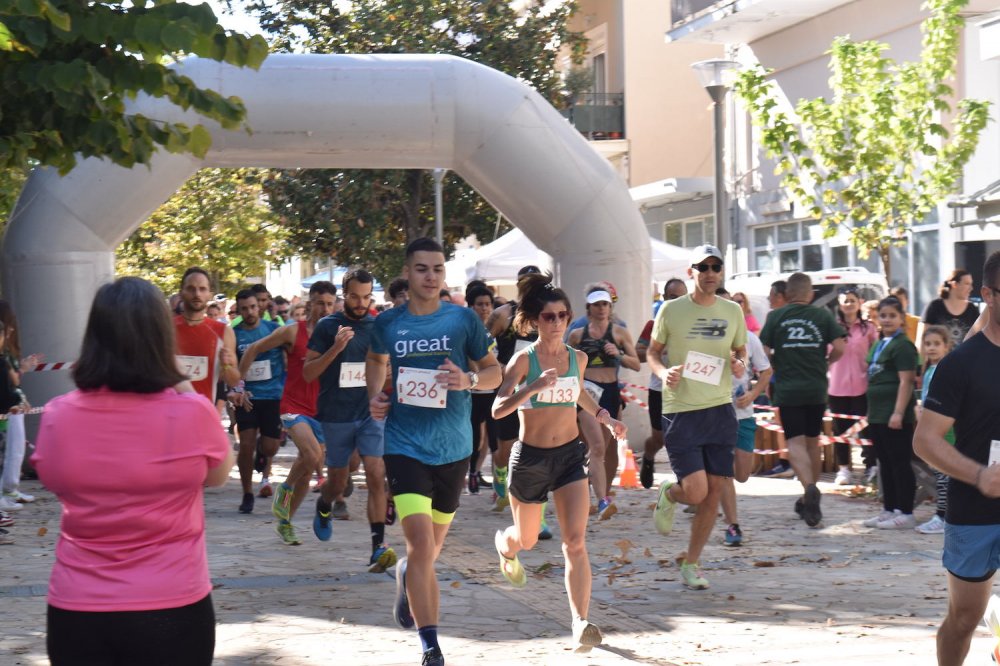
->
xmin=647 ymin=245 xmax=747 ymax=590
xmin=759 ymin=272 xmax=845 ymax=528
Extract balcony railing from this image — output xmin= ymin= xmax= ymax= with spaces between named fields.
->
xmin=562 ymin=93 xmax=624 ymax=141
xmin=671 ymin=0 xmax=725 ymax=28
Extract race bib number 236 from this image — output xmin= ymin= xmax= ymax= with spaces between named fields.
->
xmin=396 ymin=367 xmax=447 ymax=409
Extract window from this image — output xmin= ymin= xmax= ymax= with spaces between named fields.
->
xmin=752 ymin=220 xmax=836 ymax=272
xmin=593 ymin=53 xmax=606 ymax=94
xmin=663 ymin=216 xmax=714 ymax=248
xmin=831 ymin=245 xmax=849 ymax=268
xmin=803 ymin=245 xmax=823 ymax=271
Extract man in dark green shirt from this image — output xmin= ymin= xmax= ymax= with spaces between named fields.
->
xmin=759 ymin=273 xmax=845 ymax=527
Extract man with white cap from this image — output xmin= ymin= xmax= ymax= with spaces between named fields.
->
xmin=646 ymin=244 xmax=747 ymax=590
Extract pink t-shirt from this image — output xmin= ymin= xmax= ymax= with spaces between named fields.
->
xmin=828 ymin=320 xmax=879 ymax=398
xmin=32 ymin=388 xmax=230 ymax=612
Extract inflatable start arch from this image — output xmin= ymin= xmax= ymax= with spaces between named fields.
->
xmin=3 ymin=54 xmax=651 ymax=406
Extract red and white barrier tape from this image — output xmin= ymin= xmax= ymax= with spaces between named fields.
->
xmin=30 ymin=362 xmax=75 ymax=371
xmin=619 ymin=388 xmax=648 ymax=410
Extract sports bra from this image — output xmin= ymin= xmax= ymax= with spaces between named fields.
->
xmin=520 ymin=343 xmax=581 ymax=409
xmin=577 ymin=321 xmax=618 ymax=368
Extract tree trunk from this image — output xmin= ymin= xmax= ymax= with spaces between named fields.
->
xmin=879 ymin=244 xmax=892 ymax=285
xmin=403 ymin=169 xmax=424 ymax=243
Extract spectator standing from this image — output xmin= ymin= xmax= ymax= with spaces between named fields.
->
xmin=828 ymin=287 xmax=879 ymax=485
xmin=920 ymin=270 xmax=979 ymax=348
xmin=32 ymin=277 xmax=233 ymax=666
xmin=732 ymin=292 xmax=761 ymax=334
xmin=862 ymin=297 xmax=919 ymax=529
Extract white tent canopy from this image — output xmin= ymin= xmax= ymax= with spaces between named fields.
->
xmin=448 ymin=228 xmax=688 ymax=287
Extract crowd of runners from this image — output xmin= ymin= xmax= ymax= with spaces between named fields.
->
xmin=8 ymin=240 xmax=1000 ymax=666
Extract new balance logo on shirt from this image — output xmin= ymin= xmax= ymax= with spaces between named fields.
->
xmin=686 ymin=319 xmax=729 ymax=340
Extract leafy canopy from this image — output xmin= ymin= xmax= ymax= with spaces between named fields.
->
xmin=116 ymin=168 xmax=291 ymax=295
xmin=249 ymin=0 xmax=585 ymax=284
xmin=0 ymin=0 xmax=270 ymax=174
xmin=733 ymin=0 xmax=990 ymax=280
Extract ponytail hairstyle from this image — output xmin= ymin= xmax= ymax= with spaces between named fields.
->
xmin=513 ymin=272 xmax=571 ymax=336
xmin=939 ymin=269 xmax=970 ymax=299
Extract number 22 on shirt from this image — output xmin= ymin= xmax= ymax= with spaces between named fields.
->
xmin=396 ymin=366 xmax=447 ymax=409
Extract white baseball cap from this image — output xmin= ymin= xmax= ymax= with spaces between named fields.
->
xmin=689 ymin=244 xmax=724 ymax=265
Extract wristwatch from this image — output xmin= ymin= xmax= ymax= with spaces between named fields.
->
xmin=466 ymin=371 xmax=480 ymax=390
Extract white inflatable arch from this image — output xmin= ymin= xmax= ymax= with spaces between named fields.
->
xmin=3 ymin=54 xmax=650 ymax=405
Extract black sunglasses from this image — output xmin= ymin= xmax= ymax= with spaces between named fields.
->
xmin=692 ymin=263 xmax=723 ymax=273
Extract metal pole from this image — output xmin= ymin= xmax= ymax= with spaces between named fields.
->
xmin=432 ymin=168 xmax=446 ymax=245
xmin=707 ymin=85 xmax=727 ymax=255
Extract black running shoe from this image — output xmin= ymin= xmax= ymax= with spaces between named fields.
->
xmin=468 ymin=472 xmax=479 ymax=495
xmin=640 ymin=457 xmax=655 ymax=489
xmin=421 ymin=646 xmax=444 ymax=666
xmin=238 ymin=493 xmax=254 ymax=514
xmin=802 ymin=484 xmax=822 ymax=527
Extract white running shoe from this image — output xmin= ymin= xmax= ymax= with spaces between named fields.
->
xmin=862 ymin=510 xmax=895 ymax=527
xmin=876 ymin=513 xmax=916 ymax=529
xmin=915 ymin=514 xmax=946 ymax=534
xmin=4 ymin=490 xmax=34 ymax=503
xmin=834 ymin=468 xmax=853 ymax=486
xmin=0 ymin=496 xmax=23 ymax=512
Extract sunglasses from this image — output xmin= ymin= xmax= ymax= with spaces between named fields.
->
xmin=692 ymin=263 xmax=723 ymax=273
xmin=539 ymin=311 xmax=570 ymax=323
xmin=277 ymin=309 xmax=289 ymax=317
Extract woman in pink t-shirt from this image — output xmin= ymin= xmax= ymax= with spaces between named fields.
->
xmin=32 ymin=277 xmax=233 ymax=666
xmin=827 ymin=287 xmax=880 ymax=486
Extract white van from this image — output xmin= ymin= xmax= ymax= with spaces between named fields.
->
xmin=724 ymin=267 xmax=889 ymax=324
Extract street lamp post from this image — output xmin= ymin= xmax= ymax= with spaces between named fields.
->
xmin=432 ymin=168 xmax=447 ymax=245
xmin=691 ymin=59 xmax=739 ymax=259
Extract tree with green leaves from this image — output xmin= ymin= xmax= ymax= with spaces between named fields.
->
xmin=733 ymin=0 xmax=990 ymax=281
xmin=0 ymin=0 xmax=270 ymax=175
xmin=116 ymin=168 xmax=290 ymax=295
xmin=249 ymin=0 xmax=585 ymax=284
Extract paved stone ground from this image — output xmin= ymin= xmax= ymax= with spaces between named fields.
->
xmin=2 ymin=442 xmax=998 ymax=666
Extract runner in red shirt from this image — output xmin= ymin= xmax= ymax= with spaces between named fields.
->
xmin=174 ymin=268 xmax=239 ymax=402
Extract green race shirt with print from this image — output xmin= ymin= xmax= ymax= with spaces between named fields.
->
xmin=865 ymin=333 xmax=918 ymax=424
xmin=651 ymin=295 xmax=747 ymax=414
xmin=758 ymin=304 xmax=845 ymax=406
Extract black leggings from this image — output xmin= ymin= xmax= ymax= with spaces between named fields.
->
xmin=48 ymin=594 xmax=215 ymax=666
xmin=470 ymin=391 xmax=498 ymax=472
xmin=828 ymin=394 xmax=875 ymax=468
xmin=869 ymin=423 xmax=916 ymax=514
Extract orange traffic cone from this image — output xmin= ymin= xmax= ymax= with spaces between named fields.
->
xmin=619 ymin=447 xmax=641 ymax=489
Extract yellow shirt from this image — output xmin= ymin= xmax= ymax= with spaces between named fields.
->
xmin=652 ymin=295 xmax=747 ymax=414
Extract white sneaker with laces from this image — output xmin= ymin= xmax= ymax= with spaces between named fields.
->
xmin=834 ymin=468 xmax=852 ymax=486
xmin=862 ymin=510 xmax=895 ymax=527
xmin=0 ymin=496 xmax=22 ymax=512
xmin=915 ymin=514 xmax=946 ymax=534
xmin=877 ymin=513 xmax=916 ymax=529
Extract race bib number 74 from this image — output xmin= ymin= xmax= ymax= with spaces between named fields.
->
xmin=396 ymin=367 xmax=447 ymax=409
xmin=682 ymin=351 xmax=724 ymax=386
xmin=177 ymin=355 xmax=208 ymax=382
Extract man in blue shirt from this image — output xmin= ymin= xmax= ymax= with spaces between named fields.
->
xmin=367 ymin=238 xmax=501 ymax=666
xmin=232 ymin=288 xmax=286 ymax=514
